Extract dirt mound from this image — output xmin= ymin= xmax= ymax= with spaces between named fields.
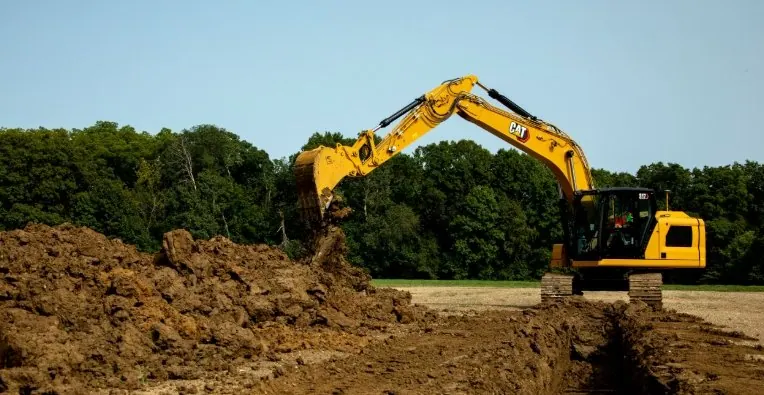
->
xmin=4 ymin=222 xmax=762 ymax=394
xmin=0 ymin=223 xmax=432 ymax=393
xmin=617 ymin=301 xmax=764 ymax=394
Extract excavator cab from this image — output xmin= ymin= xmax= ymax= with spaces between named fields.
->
xmin=567 ymin=186 xmax=705 ymax=270
xmin=569 ymin=187 xmax=658 ymax=261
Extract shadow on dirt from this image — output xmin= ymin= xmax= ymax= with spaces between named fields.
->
xmin=558 ymin=303 xmax=668 ymax=395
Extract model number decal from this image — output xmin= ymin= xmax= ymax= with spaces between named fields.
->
xmin=509 ymin=121 xmax=530 ymax=142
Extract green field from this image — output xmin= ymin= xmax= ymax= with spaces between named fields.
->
xmin=371 ymin=279 xmax=764 ymax=292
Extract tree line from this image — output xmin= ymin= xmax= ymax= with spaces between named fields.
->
xmin=1 ymin=122 xmax=762 ymax=284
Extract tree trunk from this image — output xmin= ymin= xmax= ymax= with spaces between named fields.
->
xmin=180 ymin=136 xmax=197 ymax=191
xmin=277 ymin=209 xmax=288 ymax=247
xmin=170 ymin=135 xmax=197 ymax=191
xmin=221 ymin=211 xmax=230 ymax=239
xmin=364 ymin=179 xmax=369 ymax=220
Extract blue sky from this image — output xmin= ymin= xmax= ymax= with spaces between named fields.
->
xmin=1 ymin=0 xmax=762 ymax=173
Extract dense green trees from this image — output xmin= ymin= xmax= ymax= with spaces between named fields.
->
xmin=1 ymin=122 xmax=762 ymax=284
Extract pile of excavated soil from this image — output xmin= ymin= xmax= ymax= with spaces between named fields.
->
xmin=618 ymin=301 xmax=764 ymax=394
xmin=0 ymin=223 xmax=433 ymax=393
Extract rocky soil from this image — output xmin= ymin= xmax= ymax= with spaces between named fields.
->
xmin=1 ymin=223 xmax=763 ymax=394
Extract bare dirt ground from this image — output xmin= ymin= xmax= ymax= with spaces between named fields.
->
xmin=258 ymin=297 xmax=764 ymax=395
xmin=1 ymin=223 xmax=764 ymax=394
xmin=396 ymin=287 xmax=764 ymax=345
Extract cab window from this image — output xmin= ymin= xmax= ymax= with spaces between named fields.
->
xmin=666 ymin=226 xmax=693 ymax=247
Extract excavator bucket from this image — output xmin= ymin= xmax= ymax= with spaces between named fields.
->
xmin=294 ymin=149 xmax=331 ymax=224
xmin=293 ymin=145 xmax=355 ymax=225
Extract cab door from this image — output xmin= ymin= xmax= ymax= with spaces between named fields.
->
xmin=657 ymin=215 xmax=702 ymax=266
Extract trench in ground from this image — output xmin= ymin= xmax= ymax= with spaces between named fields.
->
xmin=553 ymin=307 xmax=665 ymax=395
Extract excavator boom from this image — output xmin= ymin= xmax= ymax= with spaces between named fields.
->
xmin=294 ymin=75 xmax=592 ymax=224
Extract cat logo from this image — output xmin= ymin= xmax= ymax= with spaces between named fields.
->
xmin=509 ymin=121 xmax=530 ymax=143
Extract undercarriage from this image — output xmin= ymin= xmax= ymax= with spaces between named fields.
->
xmin=540 ymin=270 xmax=664 ymax=309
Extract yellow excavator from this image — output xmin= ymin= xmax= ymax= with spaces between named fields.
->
xmin=293 ymin=75 xmax=705 ymax=308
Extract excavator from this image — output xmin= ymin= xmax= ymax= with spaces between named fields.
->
xmin=293 ymin=75 xmax=706 ymax=308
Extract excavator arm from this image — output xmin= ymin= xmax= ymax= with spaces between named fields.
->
xmin=294 ymin=74 xmax=594 ymax=224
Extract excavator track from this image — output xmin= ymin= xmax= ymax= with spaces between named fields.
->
xmin=540 ymin=273 xmax=574 ymax=303
xmin=627 ymin=272 xmax=663 ymax=309
xmin=541 ymin=271 xmax=663 ymax=309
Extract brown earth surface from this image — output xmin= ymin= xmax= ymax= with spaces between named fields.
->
xmin=259 ymin=298 xmax=764 ymax=395
xmin=0 ymin=223 xmax=432 ymax=394
xmin=1 ymin=223 xmax=763 ymax=394
xmin=396 ymin=287 xmax=764 ymax=345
